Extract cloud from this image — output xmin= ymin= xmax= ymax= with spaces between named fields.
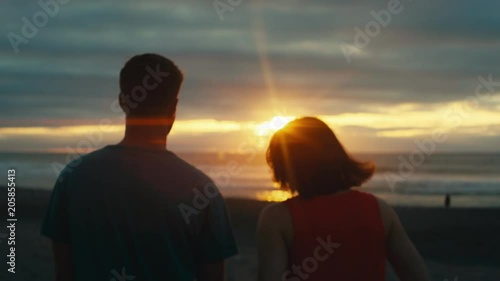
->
xmin=1 ymin=0 xmax=500 ymax=151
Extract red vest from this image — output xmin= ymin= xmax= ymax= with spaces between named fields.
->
xmin=284 ymin=190 xmax=386 ymax=281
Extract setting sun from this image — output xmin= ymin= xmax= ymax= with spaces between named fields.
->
xmin=255 ymin=116 xmax=295 ymax=137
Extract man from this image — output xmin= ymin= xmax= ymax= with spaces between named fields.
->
xmin=41 ymin=54 xmax=238 ymax=281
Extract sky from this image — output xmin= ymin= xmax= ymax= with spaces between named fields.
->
xmin=1 ymin=0 xmax=500 ymax=153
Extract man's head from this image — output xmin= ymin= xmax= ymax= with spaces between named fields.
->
xmin=119 ymin=54 xmax=183 ymax=123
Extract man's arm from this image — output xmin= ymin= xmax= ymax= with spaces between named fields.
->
xmin=196 ymin=261 xmax=224 ymax=281
xmin=41 ymin=168 xmax=74 ymax=280
xmin=192 ymin=183 xmax=238 ymax=281
xmin=52 ymin=241 xmax=74 ymax=281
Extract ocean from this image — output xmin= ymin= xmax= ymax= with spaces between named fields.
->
xmin=1 ymin=151 xmax=499 ymax=208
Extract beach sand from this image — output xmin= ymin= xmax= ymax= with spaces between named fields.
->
xmin=0 ymin=188 xmax=499 ymax=281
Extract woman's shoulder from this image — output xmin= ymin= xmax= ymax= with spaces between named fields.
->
xmin=258 ymin=201 xmax=294 ymax=247
xmin=259 ymin=201 xmax=290 ymax=222
xmin=258 ymin=201 xmax=294 ymax=233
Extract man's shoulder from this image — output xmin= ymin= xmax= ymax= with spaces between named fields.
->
xmin=168 ymin=154 xmax=213 ymax=183
xmin=58 ymin=147 xmax=214 ymax=186
xmin=70 ymin=147 xmax=112 ymax=166
xmin=56 ymin=147 xmax=110 ymax=181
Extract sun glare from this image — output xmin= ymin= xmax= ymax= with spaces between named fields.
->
xmin=255 ymin=116 xmax=295 ymax=136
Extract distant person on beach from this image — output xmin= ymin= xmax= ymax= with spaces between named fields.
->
xmin=257 ymin=117 xmax=429 ymax=281
xmin=41 ymin=54 xmax=237 ymax=281
xmin=445 ymin=193 xmax=451 ymax=208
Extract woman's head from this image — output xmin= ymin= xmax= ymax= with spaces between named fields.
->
xmin=267 ymin=117 xmax=374 ymax=198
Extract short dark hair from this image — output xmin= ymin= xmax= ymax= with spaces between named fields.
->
xmin=267 ymin=117 xmax=374 ymax=198
xmin=119 ymin=53 xmax=183 ymax=117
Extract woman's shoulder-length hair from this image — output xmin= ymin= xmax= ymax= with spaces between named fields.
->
xmin=266 ymin=117 xmax=374 ymax=198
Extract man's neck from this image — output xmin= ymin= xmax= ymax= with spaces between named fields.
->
xmin=118 ymin=138 xmax=167 ymax=150
xmin=119 ymin=126 xmax=168 ymax=150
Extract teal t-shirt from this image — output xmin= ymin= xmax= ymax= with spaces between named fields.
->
xmin=41 ymin=145 xmax=238 ymax=281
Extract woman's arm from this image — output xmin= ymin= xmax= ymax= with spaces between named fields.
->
xmin=378 ymin=199 xmax=430 ymax=281
xmin=257 ymin=203 xmax=290 ymax=281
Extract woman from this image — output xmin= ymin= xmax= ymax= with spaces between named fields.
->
xmin=257 ymin=117 xmax=429 ymax=281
